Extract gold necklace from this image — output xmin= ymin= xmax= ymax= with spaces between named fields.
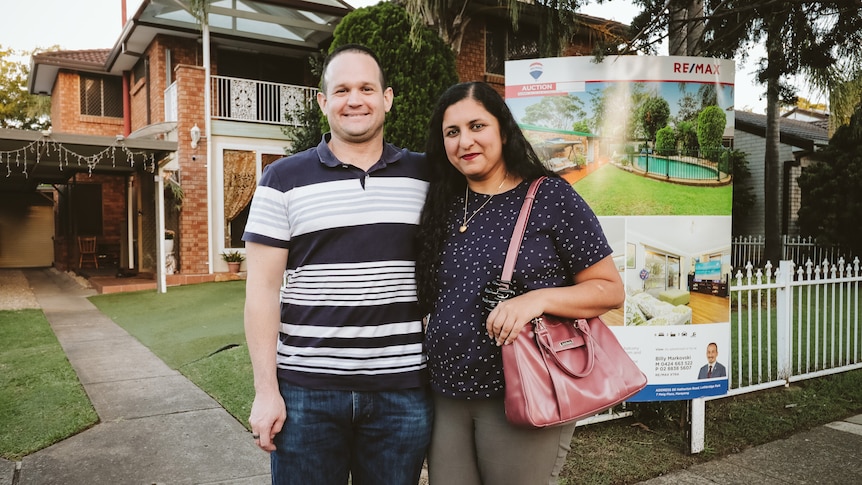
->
xmin=459 ymin=175 xmax=508 ymax=233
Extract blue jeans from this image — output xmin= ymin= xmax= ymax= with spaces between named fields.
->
xmin=272 ymin=381 xmax=432 ymax=485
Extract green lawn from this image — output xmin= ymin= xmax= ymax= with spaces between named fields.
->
xmin=573 ymin=164 xmax=733 ymax=216
xmin=0 ymin=310 xmax=98 ymax=460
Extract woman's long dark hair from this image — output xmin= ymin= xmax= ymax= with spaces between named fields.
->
xmin=415 ymin=82 xmax=556 ymax=314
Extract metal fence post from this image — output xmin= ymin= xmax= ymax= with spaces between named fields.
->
xmin=777 ymin=260 xmax=794 ymax=380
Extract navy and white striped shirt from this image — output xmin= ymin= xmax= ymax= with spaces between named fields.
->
xmin=243 ymin=135 xmax=429 ymax=390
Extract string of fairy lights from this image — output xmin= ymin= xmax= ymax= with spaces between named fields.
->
xmin=1 ymin=136 xmax=158 ymax=180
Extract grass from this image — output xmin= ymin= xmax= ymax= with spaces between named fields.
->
xmin=0 ymin=310 xmax=98 ymax=460
xmin=4 ymin=280 xmax=862 ymax=484
xmin=573 ymin=164 xmax=733 ymax=216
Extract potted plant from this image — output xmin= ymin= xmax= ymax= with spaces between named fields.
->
xmin=164 ymin=230 xmax=175 ymax=255
xmin=221 ymin=249 xmax=245 ymax=273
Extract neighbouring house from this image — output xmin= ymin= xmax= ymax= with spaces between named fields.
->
xmin=1 ymin=0 xmax=626 ymax=291
xmin=732 ymin=110 xmax=830 ymax=238
xmin=781 ymin=106 xmax=830 ymax=131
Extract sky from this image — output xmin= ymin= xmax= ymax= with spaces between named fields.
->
xmin=0 ymin=0 xmax=826 ymax=114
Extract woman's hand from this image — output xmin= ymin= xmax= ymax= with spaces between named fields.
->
xmin=486 ymin=292 xmax=544 ymax=346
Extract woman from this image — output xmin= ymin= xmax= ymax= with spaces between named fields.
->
xmin=416 ymin=82 xmax=625 ymax=484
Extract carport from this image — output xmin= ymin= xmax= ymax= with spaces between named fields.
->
xmin=0 ymin=128 xmax=176 ymax=291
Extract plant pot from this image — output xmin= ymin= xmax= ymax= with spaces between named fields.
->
xmin=227 ymin=262 xmax=241 ymax=273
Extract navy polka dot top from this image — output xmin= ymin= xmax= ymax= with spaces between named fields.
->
xmin=425 ymin=177 xmax=612 ymax=399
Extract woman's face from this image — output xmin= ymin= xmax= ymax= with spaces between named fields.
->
xmin=441 ymin=98 xmax=505 ymax=182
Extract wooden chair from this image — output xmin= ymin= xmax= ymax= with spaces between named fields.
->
xmin=78 ymin=236 xmax=99 ymax=268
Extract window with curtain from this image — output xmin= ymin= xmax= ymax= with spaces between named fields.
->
xmin=223 ymin=151 xmax=282 ymax=248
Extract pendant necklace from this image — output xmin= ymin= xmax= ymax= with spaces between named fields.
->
xmin=459 ymin=174 xmax=508 ymax=233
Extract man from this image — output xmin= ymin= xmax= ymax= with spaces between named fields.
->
xmin=697 ymin=342 xmax=727 ymax=379
xmin=242 ymin=44 xmax=431 ymax=485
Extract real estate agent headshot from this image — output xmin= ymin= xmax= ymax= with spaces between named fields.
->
xmin=697 ymin=342 xmax=727 ymax=379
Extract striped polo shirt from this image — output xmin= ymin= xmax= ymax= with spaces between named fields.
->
xmin=243 ymin=135 xmax=430 ymax=390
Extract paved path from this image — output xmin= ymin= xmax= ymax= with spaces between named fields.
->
xmin=2 ymin=268 xmax=269 ymax=485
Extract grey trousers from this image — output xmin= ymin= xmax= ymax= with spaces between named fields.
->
xmin=427 ymin=393 xmax=576 ymax=485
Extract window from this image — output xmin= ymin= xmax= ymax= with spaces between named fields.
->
xmin=644 ymin=250 xmax=681 ymax=292
xmin=485 ymin=19 xmax=540 ymax=75
xmin=223 ymin=152 xmax=282 ymax=248
xmin=80 ymin=75 xmax=123 ymax=118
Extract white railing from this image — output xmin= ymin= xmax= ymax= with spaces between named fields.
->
xmin=688 ymin=257 xmax=862 ymax=452
xmin=164 ymin=81 xmax=178 ymax=122
xmin=211 ymin=75 xmax=317 ymax=126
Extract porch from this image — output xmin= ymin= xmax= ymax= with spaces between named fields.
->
xmin=75 ymin=266 xmax=245 ymax=294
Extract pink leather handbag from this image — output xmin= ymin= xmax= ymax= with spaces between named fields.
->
xmin=497 ymin=177 xmax=647 ymax=428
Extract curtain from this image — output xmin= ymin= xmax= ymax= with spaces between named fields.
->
xmin=223 ymin=150 xmax=256 ymax=223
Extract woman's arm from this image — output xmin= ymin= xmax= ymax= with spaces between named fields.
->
xmin=486 ymin=255 xmax=624 ymax=346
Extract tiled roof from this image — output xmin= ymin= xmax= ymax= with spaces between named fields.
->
xmin=735 ymin=110 xmax=829 ymax=149
xmin=32 ymin=49 xmax=110 ymax=67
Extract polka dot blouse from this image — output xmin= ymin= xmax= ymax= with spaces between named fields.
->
xmin=425 ymin=176 xmax=612 ymax=399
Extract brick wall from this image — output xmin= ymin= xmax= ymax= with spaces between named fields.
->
xmin=455 ymin=18 xmax=504 ymax=97
xmin=50 ymin=72 xmax=124 ymax=136
xmin=175 ymin=64 xmax=209 ymax=274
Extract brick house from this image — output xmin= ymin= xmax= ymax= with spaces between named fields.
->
xmin=3 ymin=0 xmax=624 ymax=291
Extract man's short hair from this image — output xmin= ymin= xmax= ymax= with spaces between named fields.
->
xmin=320 ymin=44 xmax=387 ymax=94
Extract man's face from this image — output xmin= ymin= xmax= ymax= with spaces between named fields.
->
xmin=706 ymin=344 xmax=718 ymax=364
xmin=317 ymin=51 xmax=392 ymax=144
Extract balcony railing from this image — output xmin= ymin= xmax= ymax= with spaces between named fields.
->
xmin=211 ymin=75 xmax=317 ymax=127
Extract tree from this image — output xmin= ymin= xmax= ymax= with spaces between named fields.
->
xmin=724 ymin=149 xmax=755 ymax=235
xmin=521 ymin=95 xmax=585 ymax=131
xmin=704 ymin=1 xmax=862 ymax=262
xmin=675 ymin=120 xmax=698 ymax=154
xmin=655 ymin=126 xmax=676 ymax=155
xmin=0 ymin=46 xmax=51 ymax=130
xmin=638 ymin=96 xmax=670 ymax=143
xmin=404 ymin=0 xmax=627 ymax=57
xmin=696 ymin=105 xmax=725 ymax=160
xmin=283 ymin=54 xmax=325 ymax=155
xmin=329 ymin=2 xmax=458 ymax=152
xmin=797 ymin=102 xmax=862 ymax=256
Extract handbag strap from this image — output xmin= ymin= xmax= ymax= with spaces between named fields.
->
xmin=500 ymin=176 xmax=546 ymax=283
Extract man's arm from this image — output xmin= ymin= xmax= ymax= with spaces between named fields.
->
xmin=244 ymin=241 xmax=289 ymax=452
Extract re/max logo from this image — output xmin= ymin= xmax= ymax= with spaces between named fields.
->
xmin=673 ymin=62 xmax=720 ymax=75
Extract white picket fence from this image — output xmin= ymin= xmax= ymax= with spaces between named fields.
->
xmin=689 ymin=258 xmax=862 ymax=452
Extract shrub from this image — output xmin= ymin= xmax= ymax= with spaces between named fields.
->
xmin=329 ymin=2 xmax=459 ymax=152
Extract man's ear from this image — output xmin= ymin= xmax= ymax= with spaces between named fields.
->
xmin=316 ymin=91 xmax=327 ymax=115
xmin=383 ymin=86 xmax=394 ymax=113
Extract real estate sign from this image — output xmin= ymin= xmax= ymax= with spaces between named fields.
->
xmin=505 ymin=55 xmax=735 ymax=400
